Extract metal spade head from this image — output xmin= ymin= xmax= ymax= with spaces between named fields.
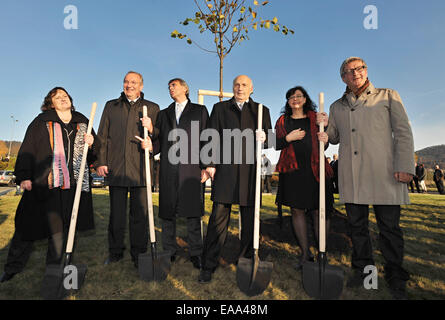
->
xmin=236 ymin=255 xmax=273 ymax=297
xmin=138 ymin=250 xmax=171 ymax=282
xmin=302 ymin=254 xmax=344 ymax=300
xmin=41 ymin=263 xmax=87 ymax=300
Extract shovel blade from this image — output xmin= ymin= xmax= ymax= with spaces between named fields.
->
xmin=302 ymin=260 xmax=344 ymax=300
xmin=41 ymin=263 xmax=87 ymax=300
xmin=138 ymin=252 xmax=171 ymax=282
xmin=236 ymin=257 xmax=273 ymax=297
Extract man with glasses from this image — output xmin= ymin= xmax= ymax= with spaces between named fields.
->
xmin=318 ymin=57 xmax=414 ymax=299
xmin=96 ymin=71 xmax=160 ymax=268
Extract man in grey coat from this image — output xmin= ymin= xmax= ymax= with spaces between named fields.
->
xmin=96 ymin=71 xmax=160 ymax=268
xmin=319 ymin=57 xmax=414 ymax=299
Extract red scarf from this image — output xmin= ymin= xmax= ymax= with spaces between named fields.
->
xmin=275 ymin=111 xmax=333 ymax=182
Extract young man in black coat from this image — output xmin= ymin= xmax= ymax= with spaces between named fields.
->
xmin=198 ymin=75 xmax=272 ymax=283
xmin=96 ymin=71 xmax=159 ymax=268
xmin=142 ymin=78 xmax=209 ymax=269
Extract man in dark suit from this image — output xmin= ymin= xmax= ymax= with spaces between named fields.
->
xmin=198 ymin=75 xmax=272 ymax=283
xmin=142 ymin=78 xmax=209 ymax=269
xmin=96 ymin=71 xmax=159 ymax=268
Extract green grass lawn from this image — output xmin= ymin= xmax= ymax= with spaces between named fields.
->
xmin=0 ymin=189 xmax=444 ymax=300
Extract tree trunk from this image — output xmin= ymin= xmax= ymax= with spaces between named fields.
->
xmin=219 ymin=55 xmax=224 ymax=101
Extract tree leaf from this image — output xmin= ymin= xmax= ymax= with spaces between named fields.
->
xmin=272 ymin=17 xmax=278 ymax=24
xmin=233 ymin=26 xmax=238 ymax=32
xmin=254 ymin=0 xmax=259 ymax=5
xmin=187 ymin=38 xmax=192 ymax=44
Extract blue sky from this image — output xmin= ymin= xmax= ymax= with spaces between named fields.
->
xmin=1 ymin=0 xmax=444 ymax=162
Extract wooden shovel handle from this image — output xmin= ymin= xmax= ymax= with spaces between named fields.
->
xmin=253 ymin=104 xmax=263 ymax=250
xmin=66 ymin=102 xmax=97 ymax=254
xmin=143 ymin=106 xmax=156 ymax=243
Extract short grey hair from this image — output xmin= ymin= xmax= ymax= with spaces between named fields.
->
xmin=340 ymin=57 xmax=367 ymax=77
xmin=124 ymin=71 xmax=144 ymax=84
xmin=168 ymin=78 xmax=189 ymax=98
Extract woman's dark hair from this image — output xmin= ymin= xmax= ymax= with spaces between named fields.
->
xmin=281 ymin=86 xmax=317 ymax=117
xmin=41 ymin=87 xmax=75 ymax=112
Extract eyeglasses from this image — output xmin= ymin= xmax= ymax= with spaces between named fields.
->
xmin=343 ymin=65 xmax=367 ymax=76
xmin=288 ymin=94 xmax=305 ymax=100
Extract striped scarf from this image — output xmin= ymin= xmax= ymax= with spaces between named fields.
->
xmin=46 ymin=121 xmax=90 ymax=191
xmin=47 ymin=122 xmax=70 ymax=189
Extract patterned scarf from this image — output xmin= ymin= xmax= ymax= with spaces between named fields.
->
xmin=47 ymin=121 xmax=90 ymax=191
xmin=47 ymin=122 xmax=70 ymax=189
xmin=345 ymin=78 xmax=370 ymax=98
xmin=275 ymin=111 xmax=333 ymax=182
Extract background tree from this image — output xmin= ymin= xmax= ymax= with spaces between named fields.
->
xmin=171 ymin=0 xmax=294 ymax=100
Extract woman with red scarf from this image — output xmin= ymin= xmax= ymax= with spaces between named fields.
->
xmin=275 ymin=86 xmax=334 ymax=269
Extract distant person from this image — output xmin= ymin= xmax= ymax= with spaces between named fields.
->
xmin=274 ymin=86 xmax=333 ymax=270
xmin=330 ymin=154 xmax=339 ymax=194
xmin=321 ymin=57 xmax=415 ymax=299
xmin=413 ymin=162 xmax=421 ymax=193
xmin=1 ymin=87 xmax=96 ymax=283
xmin=418 ymin=163 xmax=427 ymax=193
xmin=96 ymin=71 xmax=160 ymax=268
xmin=153 ymin=154 xmax=160 ymax=192
xmin=433 ymin=165 xmax=445 ymax=195
xmin=261 ymin=154 xmax=272 ymax=193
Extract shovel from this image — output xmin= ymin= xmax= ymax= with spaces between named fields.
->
xmin=302 ymin=93 xmax=344 ymax=300
xmin=236 ymin=104 xmax=273 ymax=296
xmin=138 ymin=106 xmax=171 ymax=282
xmin=41 ymin=102 xmax=97 ymax=300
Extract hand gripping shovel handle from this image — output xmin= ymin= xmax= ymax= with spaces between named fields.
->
xmin=143 ymin=106 xmax=156 ymax=244
xmin=318 ymin=93 xmax=326 ymax=254
xmin=253 ymin=104 xmax=263 ymax=251
xmin=65 ymin=102 xmax=97 ymax=256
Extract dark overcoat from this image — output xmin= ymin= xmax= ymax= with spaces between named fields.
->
xmin=96 ymin=92 xmax=159 ymax=186
xmin=208 ymin=97 xmax=272 ymax=206
xmin=13 ymin=110 xmax=97 ymax=240
xmin=153 ymin=101 xmax=209 ymax=219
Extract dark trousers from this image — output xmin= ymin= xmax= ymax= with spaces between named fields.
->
xmin=345 ymin=203 xmax=409 ymax=281
xmin=435 ymin=180 xmax=445 ymax=194
xmin=108 ymin=186 xmax=148 ymax=261
xmin=4 ymin=231 xmax=65 ymax=274
xmin=261 ymin=176 xmax=272 ymax=193
xmin=413 ymin=177 xmax=420 ymax=193
xmin=201 ymin=202 xmax=254 ymax=272
xmin=161 ymin=217 xmax=202 ymax=257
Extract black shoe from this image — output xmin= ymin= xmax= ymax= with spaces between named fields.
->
xmin=0 ymin=272 xmax=17 ymax=283
xmin=386 ymin=276 xmax=408 ymax=300
xmin=190 ymin=256 xmax=202 ymax=270
xmin=104 ymin=253 xmax=123 ymax=265
xmin=198 ymin=269 xmax=212 ymax=283
xmin=346 ymin=269 xmax=364 ymax=288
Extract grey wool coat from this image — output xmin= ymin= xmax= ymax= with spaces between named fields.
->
xmin=326 ymin=82 xmax=414 ymax=205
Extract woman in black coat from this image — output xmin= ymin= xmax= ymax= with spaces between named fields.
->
xmin=0 ymin=87 xmax=97 ymax=283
